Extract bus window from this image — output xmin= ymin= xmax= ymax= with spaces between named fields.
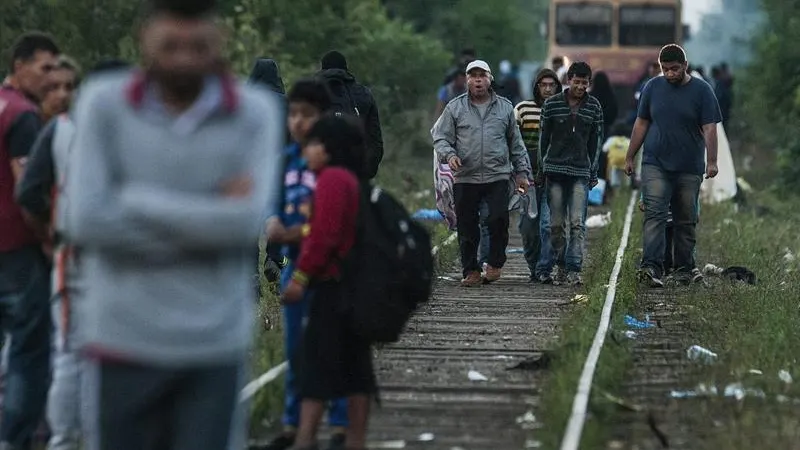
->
xmin=555 ymin=4 xmax=613 ymax=46
xmin=619 ymin=6 xmax=677 ymax=47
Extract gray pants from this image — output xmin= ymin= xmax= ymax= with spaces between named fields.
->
xmin=47 ymin=298 xmax=82 ymax=450
xmin=82 ymin=359 xmax=246 ymax=450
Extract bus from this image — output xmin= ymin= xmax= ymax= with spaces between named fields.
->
xmin=546 ymin=0 xmax=684 ymax=115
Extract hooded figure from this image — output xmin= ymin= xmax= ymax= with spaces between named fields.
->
xmin=248 ymin=58 xmax=285 ymax=96
xmin=508 ymin=67 xmax=562 ymax=284
xmin=316 ymin=50 xmax=384 ymax=179
xmin=533 ymin=68 xmax=562 ymax=106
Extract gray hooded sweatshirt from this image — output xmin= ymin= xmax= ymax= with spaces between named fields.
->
xmin=64 ymin=70 xmax=283 ymax=366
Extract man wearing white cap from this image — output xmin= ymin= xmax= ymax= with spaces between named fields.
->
xmin=432 ymin=60 xmax=532 ymax=287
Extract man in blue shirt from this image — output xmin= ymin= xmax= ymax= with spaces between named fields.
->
xmin=625 ymin=44 xmax=722 ymax=287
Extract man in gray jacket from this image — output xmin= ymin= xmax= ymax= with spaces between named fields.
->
xmin=432 ymin=60 xmax=531 ymax=287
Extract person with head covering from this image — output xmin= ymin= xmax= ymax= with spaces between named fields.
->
xmin=316 ymin=50 xmax=384 ymax=179
xmin=432 ymin=60 xmax=532 ymax=287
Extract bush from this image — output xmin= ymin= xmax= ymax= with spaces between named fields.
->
xmin=736 ymin=0 xmax=800 ymax=189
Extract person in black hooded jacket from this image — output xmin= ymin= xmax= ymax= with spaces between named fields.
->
xmin=249 ymin=58 xmax=289 ymax=287
xmin=316 ymin=51 xmax=384 ymax=179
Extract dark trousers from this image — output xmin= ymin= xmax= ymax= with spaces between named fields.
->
xmin=454 ymin=181 xmax=510 ymax=277
xmin=0 ymin=245 xmax=52 ymax=449
xmin=83 ymin=360 xmax=244 ymax=450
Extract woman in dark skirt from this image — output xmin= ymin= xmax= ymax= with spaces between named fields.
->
xmin=281 ymin=114 xmax=374 ymax=450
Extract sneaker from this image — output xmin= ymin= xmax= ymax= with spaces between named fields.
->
xmin=484 ymin=265 xmax=502 ymax=283
xmin=537 ymin=273 xmax=553 ymax=284
xmin=326 ymin=433 xmax=346 ymax=450
xmin=567 ymin=272 xmax=583 ymax=286
xmin=552 ymin=267 xmax=568 ymax=286
xmin=461 ymin=271 xmax=482 ymax=287
xmin=257 ymin=433 xmax=295 ymax=450
xmin=638 ymin=267 xmax=664 ymax=288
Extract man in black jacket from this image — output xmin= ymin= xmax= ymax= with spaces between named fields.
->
xmin=316 ymin=51 xmax=384 ymax=179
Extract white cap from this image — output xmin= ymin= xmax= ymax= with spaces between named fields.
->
xmin=466 ymin=60 xmax=491 ymax=74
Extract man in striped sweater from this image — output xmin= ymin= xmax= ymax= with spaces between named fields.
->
xmin=538 ymin=62 xmax=604 ymax=286
xmin=514 ymin=68 xmax=561 ymax=283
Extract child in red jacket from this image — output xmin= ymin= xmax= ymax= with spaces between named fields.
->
xmin=280 ymin=114 xmax=373 ymax=450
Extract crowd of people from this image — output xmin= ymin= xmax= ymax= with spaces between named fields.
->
xmin=0 ymin=0 xmax=725 ymax=447
xmin=432 ymin=43 xmax=723 ymax=290
xmin=1 ymin=0 xmax=394 ymax=448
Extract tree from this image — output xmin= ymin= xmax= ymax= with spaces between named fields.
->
xmin=737 ymin=0 xmax=800 ymax=188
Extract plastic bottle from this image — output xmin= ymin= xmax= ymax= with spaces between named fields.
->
xmin=686 ymin=345 xmax=718 ymax=364
xmin=520 ymin=188 xmax=538 ymax=220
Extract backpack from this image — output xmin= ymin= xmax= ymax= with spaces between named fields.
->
xmin=340 ymin=183 xmax=434 ymax=343
xmin=324 ymin=78 xmax=360 ymax=118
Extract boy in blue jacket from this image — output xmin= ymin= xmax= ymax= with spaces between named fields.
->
xmin=263 ymin=79 xmax=348 ymax=450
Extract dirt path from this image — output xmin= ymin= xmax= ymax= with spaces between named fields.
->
xmin=365 ymin=213 xmax=607 ymax=450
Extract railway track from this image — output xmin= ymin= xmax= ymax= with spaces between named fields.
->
xmin=364 ymin=211 xmax=608 ymax=450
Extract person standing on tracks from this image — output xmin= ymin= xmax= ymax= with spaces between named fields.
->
xmin=0 ymin=31 xmax=60 ymax=450
xmin=513 ymin=68 xmax=562 ymax=284
xmin=432 ymin=60 xmax=532 ymax=287
xmin=16 ymin=59 xmax=130 ymax=450
xmin=434 ymin=64 xmax=466 ymax=118
xmin=316 ymin=51 xmax=384 ymax=179
xmin=63 ymin=0 xmax=283 ymax=447
xmin=538 ymin=62 xmax=604 ymax=286
xmin=263 ymin=79 xmax=351 ymax=450
xmin=280 ymin=114 xmax=373 ymax=450
xmin=624 ymin=44 xmax=721 ymax=288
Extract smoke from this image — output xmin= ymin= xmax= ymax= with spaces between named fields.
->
xmin=684 ymin=0 xmax=764 ymax=71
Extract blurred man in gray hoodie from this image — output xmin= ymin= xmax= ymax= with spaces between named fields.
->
xmin=63 ymin=0 xmax=283 ymax=448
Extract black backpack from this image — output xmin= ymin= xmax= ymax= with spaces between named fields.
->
xmin=324 ymin=78 xmax=361 ymax=118
xmin=340 ymin=183 xmax=434 ymax=343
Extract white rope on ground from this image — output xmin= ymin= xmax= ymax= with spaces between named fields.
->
xmin=559 ymin=190 xmax=638 ymax=450
xmin=431 ymin=232 xmax=458 ymax=256
xmin=240 ymin=231 xmax=459 ymax=403
xmin=240 ymin=361 xmax=288 ymax=402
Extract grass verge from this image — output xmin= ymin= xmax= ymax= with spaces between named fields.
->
xmin=533 ymin=188 xmax=644 ymax=448
xmin=247 ymin=155 xmax=454 ymax=436
xmin=674 ymin=188 xmax=800 ymax=449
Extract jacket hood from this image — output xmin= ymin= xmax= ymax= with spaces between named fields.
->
xmin=534 ymin=68 xmax=562 ymax=105
xmin=317 ymin=68 xmax=355 ymax=83
xmin=248 ymin=59 xmax=285 ymax=95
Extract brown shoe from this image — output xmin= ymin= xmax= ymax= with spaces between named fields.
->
xmin=484 ymin=265 xmax=502 ymax=283
xmin=461 ymin=271 xmax=482 ymax=287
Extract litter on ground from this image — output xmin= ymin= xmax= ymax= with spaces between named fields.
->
xmin=586 ymin=212 xmax=611 ymax=228
xmin=468 ymin=370 xmax=488 ymax=381
xmin=625 ymin=314 xmax=656 ymax=329
xmin=686 ymin=345 xmax=718 ymax=364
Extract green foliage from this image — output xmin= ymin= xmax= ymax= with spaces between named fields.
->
xmin=736 ymin=0 xmax=800 ymax=189
xmin=384 ymin=0 xmax=548 ymax=67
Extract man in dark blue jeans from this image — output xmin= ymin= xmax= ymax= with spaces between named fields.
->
xmin=538 ymin=62 xmax=604 ymax=286
xmin=0 ymin=32 xmax=60 ymax=450
xmin=625 ymin=44 xmax=721 ymax=287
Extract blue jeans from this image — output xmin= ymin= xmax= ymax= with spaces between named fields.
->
xmin=640 ymin=164 xmax=702 ymax=278
xmin=279 ymin=263 xmax=348 ymax=428
xmin=0 ymin=245 xmax=52 ymax=449
xmin=518 ymin=186 xmax=554 ymax=277
xmin=546 ymin=175 xmax=589 ymax=273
